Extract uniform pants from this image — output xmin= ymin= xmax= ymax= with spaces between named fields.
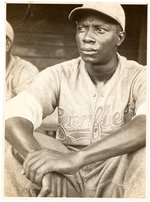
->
xmin=4 ymin=133 xmax=146 ymax=198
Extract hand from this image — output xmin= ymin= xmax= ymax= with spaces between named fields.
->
xmin=37 ymin=172 xmax=67 ymax=197
xmin=23 ymin=148 xmax=81 ymax=186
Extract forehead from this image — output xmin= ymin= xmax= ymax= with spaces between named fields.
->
xmin=76 ymin=11 xmax=118 ymax=26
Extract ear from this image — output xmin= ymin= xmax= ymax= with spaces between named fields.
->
xmin=117 ymin=31 xmax=126 ymax=46
xmin=6 ymin=38 xmax=12 ymax=52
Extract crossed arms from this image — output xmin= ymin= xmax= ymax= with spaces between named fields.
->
xmin=5 ymin=114 xmax=146 ymax=196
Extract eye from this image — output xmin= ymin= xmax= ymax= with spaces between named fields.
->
xmin=96 ymin=27 xmax=106 ymax=34
xmin=77 ymin=25 xmax=86 ymax=32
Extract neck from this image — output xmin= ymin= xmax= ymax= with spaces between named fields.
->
xmin=85 ymin=55 xmax=118 ymax=84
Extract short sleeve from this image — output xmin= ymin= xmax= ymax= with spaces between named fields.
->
xmin=5 ymin=65 xmax=61 ymax=128
xmin=26 ymin=65 xmax=61 ymax=119
xmin=133 ymin=66 xmax=147 ymax=116
xmin=5 ymin=92 xmax=43 ymax=129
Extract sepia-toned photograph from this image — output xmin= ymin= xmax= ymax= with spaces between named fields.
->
xmin=4 ymin=2 xmax=147 ymax=198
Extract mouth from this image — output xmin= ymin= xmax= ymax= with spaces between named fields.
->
xmin=80 ymin=49 xmax=97 ymax=55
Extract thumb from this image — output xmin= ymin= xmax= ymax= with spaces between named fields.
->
xmin=37 ymin=186 xmax=51 ymax=197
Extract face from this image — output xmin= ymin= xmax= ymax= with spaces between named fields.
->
xmin=6 ymin=37 xmax=12 ymax=53
xmin=76 ymin=13 xmax=124 ymax=65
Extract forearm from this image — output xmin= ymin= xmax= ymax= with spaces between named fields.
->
xmin=5 ymin=117 xmax=41 ymax=159
xmin=79 ymin=115 xmax=146 ymax=168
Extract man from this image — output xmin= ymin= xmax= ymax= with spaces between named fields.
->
xmin=5 ymin=3 xmax=146 ymax=198
xmin=6 ymin=21 xmax=39 ymax=100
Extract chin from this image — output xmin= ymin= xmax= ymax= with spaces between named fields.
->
xmin=81 ymin=56 xmax=100 ymax=65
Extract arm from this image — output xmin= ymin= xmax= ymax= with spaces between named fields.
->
xmin=79 ymin=114 xmax=146 ymax=167
xmin=5 ymin=66 xmax=61 ymax=195
xmin=5 ymin=117 xmax=41 ymax=159
xmin=23 ymin=114 xmax=146 ymax=186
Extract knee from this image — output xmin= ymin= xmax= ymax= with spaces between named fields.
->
xmin=123 ymin=147 xmax=146 ymax=198
xmin=124 ymin=147 xmax=146 ymax=184
xmin=130 ymin=146 xmax=146 ymax=166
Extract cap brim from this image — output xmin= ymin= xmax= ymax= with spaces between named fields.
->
xmin=69 ymin=7 xmax=100 ymax=21
xmin=69 ymin=7 xmax=120 ymax=26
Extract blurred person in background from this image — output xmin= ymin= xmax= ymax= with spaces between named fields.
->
xmin=6 ymin=20 xmax=39 ymax=100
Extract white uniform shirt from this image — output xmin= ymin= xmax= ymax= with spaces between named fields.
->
xmin=6 ymin=55 xmax=39 ymax=100
xmin=6 ymin=54 xmax=147 ymax=147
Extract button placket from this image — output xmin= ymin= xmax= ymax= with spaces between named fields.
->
xmin=100 ymin=92 xmax=104 ymax=97
xmin=92 ymin=93 xmax=97 ymax=98
xmin=91 ymin=91 xmax=105 ymax=143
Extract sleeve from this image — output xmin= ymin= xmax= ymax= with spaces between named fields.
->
xmin=133 ymin=66 xmax=147 ymax=116
xmin=26 ymin=66 xmax=60 ymax=118
xmin=5 ymin=92 xmax=43 ymax=129
xmin=5 ymin=65 xmax=61 ymax=129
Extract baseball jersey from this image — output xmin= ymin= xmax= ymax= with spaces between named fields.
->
xmin=6 ymin=55 xmax=39 ymax=100
xmin=6 ymin=54 xmax=147 ymax=147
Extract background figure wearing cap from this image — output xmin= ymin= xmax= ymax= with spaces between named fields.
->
xmin=5 ymin=3 xmax=146 ymax=198
xmin=6 ymin=21 xmax=39 ymax=100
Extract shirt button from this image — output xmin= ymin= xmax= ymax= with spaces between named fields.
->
xmin=94 ymin=127 xmax=98 ymax=132
xmin=93 ymin=93 xmax=96 ymax=97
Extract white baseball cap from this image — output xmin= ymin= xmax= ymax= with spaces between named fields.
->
xmin=6 ymin=21 xmax=14 ymax=42
xmin=69 ymin=3 xmax=125 ymax=31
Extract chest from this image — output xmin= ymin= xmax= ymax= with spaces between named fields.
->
xmin=56 ymin=76 xmax=135 ymax=145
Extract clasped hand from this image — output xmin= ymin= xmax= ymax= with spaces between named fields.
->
xmin=23 ymin=148 xmax=81 ymax=186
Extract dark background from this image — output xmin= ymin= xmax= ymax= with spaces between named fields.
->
xmin=6 ymin=4 xmax=147 ymax=71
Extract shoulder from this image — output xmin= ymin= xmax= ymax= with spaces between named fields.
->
xmin=50 ymin=57 xmax=81 ymax=71
xmin=119 ymin=55 xmax=146 ymax=78
xmin=121 ymin=54 xmax=146 ymax=72
xmin=28 ymin=57 xmax=81 ymax=88
xmin=126 ymin=59 xmax=146 ymax=71
xmin=126 ymin=60 xmax=146 ymax=83
xmin=13 ymin=56 xmax=39 ymax=75
xmin=11 ymin=56 xmax=39 ymax=87
xmin=41 ymin=57 xmax=81 ymax=78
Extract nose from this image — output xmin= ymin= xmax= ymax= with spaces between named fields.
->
xmin=82 ymin=29 xmax=95 ymax=44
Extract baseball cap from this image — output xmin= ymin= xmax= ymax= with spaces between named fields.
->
xmin=69 ymin=3 xmax=125 ymax=31
xmin=6 ymin=21 xmax=14 ymax=42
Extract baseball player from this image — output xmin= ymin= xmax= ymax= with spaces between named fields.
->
xmin=6 ymin=21 xmax=39 ymax=100
xmin=5 ymin=3 xmax=146 ymax=198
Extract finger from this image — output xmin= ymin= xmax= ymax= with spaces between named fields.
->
xmin=55 ymin=173 xmax=62 ymax=197
xmin=38 ymin=174 xmax=52 ymax=197
xmin=23 ymin=149 xmax=51 ymax=170
xmin=23 ymin=150 xmax=41 ymax=170
xmin=38 ymin=187 xmax=51 ymax=197
xmin=34 ymin=163 xmax=52 ymax=186
xmin=50 ymin=173 xmax=62 ymax=197
xmin=29 ymin=167 xmax=37 ymax=184
xmin=23 ymin=151 xmax=36 ymax=173
xmin=30 ymin=158 xmax=48 ymax=184
xmin=24 ymin=149 xmax=52 ymax=183
xmin=26 ymin=157 xmax=46 ymax=182
xmin=23 ymin=154 xmax=42 ymax=180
